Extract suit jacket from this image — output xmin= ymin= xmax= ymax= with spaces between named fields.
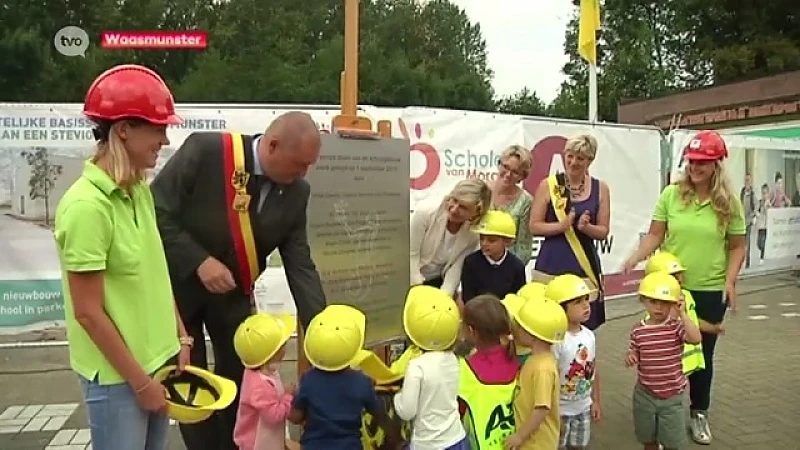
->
xmin=150 ymin=132 xmax=326 ymax=329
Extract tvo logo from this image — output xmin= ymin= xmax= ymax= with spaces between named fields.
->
xmin=54 ymin=26 xmax=90 ymax=57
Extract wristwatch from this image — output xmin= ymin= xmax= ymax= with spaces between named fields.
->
xmin=179 ymin=336 xmax=194 ymax=348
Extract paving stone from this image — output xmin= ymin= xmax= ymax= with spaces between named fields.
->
xmin=41 ymin=417 xmax=69 ymax=432
xmin=48 ymin=430 xmax=76 ymax=446
xmin=69 ymin=429 xmax=90 ymax=445
xmin=0 ymin=278 xmax=798 ymax=449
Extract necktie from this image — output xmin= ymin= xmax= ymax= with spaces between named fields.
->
xmin=255 ymin=176 xmax=275 ymax=214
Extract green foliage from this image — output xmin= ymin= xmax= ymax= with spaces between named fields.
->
xmin=546 ymin=0 xmax=800 ymax=122
xmin=2 ymin=0 xmax=798 ymax=123
xmin=495 ymin=88 xmax=548 ymax=117
xmin=0 ymin=0 xmax=494 ymax=110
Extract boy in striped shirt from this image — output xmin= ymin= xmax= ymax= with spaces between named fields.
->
xmin=625 ymin=271 xmax=702 ymax=450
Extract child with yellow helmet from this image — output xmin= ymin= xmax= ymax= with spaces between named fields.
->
xmin=503 ymin=289 xmax=568 ymax=450
xmin=232 ymin=313 xmax=296 ymax=450
xmin=289 ymin=305 xmax=389 ymax=450
xmin=393 ymin=285 xmax=469 ymax=450
xmin=645 ymin=252 xmax=723 ymax=376
xmin=458 ymin=294 xmax=521 ymax=450
xmin=626 ymin=271 xmax=702 ymax=450
xmin=510 ymin=282 xmax=548 ymax=364
xmin=461 ymin=210 xmax=527 ymax=303
xmin=545 ymin=274 xmax=601 ymax=450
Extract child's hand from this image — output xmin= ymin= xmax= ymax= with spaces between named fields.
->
xmin=676 ymin=295 xmax=685 ymax=314
xmin=624 ymin=350 xmax=638 ymax=368
xmin=504 ymin=433 xmax=524 ymax=450
xmin=591 ymin=402 xmax=601 ymax=422
xmin=285 ymin=382 xmax=297 ymax=396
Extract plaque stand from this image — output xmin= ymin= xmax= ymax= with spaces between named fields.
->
xmin=290 ymin=1 xmax=398 ymax=447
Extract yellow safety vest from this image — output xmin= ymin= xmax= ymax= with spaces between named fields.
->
xmin=643 ymin=289 xmax=705 ymax=375
xmin=458 ymin=359 xmax=517 ymax=450
xmin=680 ymin=290 xmax=706 ymax=375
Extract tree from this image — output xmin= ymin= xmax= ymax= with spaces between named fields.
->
xmin=21 ymin=147 xmax=63 ymax=226
xmin=682 ymin=0 xmax=800 ymax=84
xmin=495 ymin=88 xmax=548 ymax=116
xmin=0 ymin=0 xmax=495 ymax=110
xmin=549 ymin=0 xmax=712 ymax=122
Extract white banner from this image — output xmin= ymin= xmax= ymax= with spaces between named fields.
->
xmin=0 ymin=103 xmax=664 ymax=334
xmin=667 ymin=129 xmax=800 ymax=274
xmin=764 ymin=207 xmax=800 ymax=259
xmin=399 ymin=108 xmax=663 ymax=296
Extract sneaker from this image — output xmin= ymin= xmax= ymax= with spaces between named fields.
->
xmin=690 ymin=412 xmax=713 ymax=445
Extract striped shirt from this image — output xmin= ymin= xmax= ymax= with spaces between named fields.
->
xmin=629 ymin=318 xmax=686 ymax=399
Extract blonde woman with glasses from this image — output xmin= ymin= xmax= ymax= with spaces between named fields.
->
xmin=410 ymin=178 xmax=493 ymax=297
xmin=491 ymin=145 xmax=534 ymax=264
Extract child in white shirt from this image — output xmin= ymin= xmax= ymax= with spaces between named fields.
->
xmin=394 ymin=285 xmax=467 ymax=450
xmin=547 ymin=275 xmax=601 ymax=450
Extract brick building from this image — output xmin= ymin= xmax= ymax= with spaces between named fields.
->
xmin=617 ymin=70 xmax=800 ymax=132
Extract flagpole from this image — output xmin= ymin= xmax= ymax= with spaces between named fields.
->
xmin=588 ymin=63 xmax=598 ymax=123
xmin=578 ymin=0 xmax=600 ymax=123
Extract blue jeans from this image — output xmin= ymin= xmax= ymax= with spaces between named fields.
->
xmin=79 ymin=375 xmax=169 ymax=450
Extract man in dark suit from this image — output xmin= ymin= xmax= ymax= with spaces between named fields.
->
xmin=151 ymin=111 xmax=327 ymax=450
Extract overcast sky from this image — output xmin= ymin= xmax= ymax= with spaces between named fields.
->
xmin=449 ymin=0 xmax=574 ymax=103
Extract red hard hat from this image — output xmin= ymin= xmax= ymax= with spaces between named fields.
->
xmin=83 ymin=64 xmax=182 ymax=125
xmin=683 ymin=130 xmax=728 ymax=162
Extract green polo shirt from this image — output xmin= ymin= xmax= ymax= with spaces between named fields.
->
xmin=54 ymin=161 xmax=179 ymax=385
xmin=653 ymin=184 xmax=746 ymax=291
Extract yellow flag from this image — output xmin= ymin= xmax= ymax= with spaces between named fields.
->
xmin=578 ymin=0 xmax=601 ymax=65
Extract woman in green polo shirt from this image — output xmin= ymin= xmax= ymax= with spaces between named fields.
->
xmin=54 ymin=64 xmax=192 ymax=450
xmin=623 ymin=130 xmax=746 ymax=446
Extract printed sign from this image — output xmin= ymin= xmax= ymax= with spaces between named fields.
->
xmin=305 ymin=134 xmax=410 ymax=344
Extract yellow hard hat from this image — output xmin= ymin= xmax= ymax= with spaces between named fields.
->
xmin=513 ymin=297 xmax=568 ymax=344
xmin=501 ymin=293 xmax=528 ymax=317
xmin=517 ymin=282 xmax=547 ymax=301
xmin=500 ymin=294 xmax=534 ymax=355
xmin=403 ymin=285 xmax=461 ymax=351
xmin=304 ymin=304 xmax=366 ymax=371
xmin=153 ymin=365 xmax=237 ymax=424
xmin=352 ymin=345 xmax=424 ymax=386
xmin=545 ymin=274 xmax=596 ymax=304
xmin=471 ymin=210 xmax=517 ymax=239
xmin=638 ymin=271 xmax=681 ymax=302
xmin=234 ymin=313 xmax=296 ymax=369
xmin=645 ymin=251 xmax=686 ymax=276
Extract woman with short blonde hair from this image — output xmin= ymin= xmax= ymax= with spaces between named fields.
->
xmin=624 ymin=130 xmax=746 ymax=445
xmin=54 ymin=64 xmax=192 ymax=450
xmin=490 ymin=144 xmax=534 ymax=264
xmin=410 ymin=178 xmax=492 ymax=295
xmin=529 ymin=134 xmax=610 ymax=330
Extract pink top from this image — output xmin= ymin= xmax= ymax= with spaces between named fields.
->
xmin=459 ymin=345 xmax=521 ymax=417
xmin=466 ymin=344 xmax=520 ymax=384
xmin=233 ymin=367 xmax=294 ymax=450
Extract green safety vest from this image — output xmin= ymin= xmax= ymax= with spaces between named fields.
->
xmin=643 ymin=289 xmax=706 ymax=375
xmin=458 ymin=359 xmax=517 ymax=450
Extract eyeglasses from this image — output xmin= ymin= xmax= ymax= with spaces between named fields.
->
xmin=497 ymin=159 xmax=523 ymax=178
